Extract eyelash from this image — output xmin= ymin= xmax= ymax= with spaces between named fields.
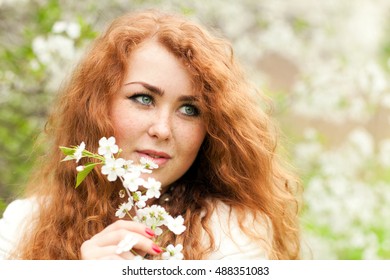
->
xmin=128 ymin=93 xmax=200 ymax=117
xmin=180 ymin=103 xmax=200 ymax=117
xmin=129 ymin=93 xmax=153 ymax=106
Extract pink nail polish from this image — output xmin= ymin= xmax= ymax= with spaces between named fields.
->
xmin=152 ymin=244 xmax=162 ymax=254
xmin=145 ymin=228 xmax=155 ymax=237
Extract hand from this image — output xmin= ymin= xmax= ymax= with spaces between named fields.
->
xmin=80 ymin=220 xmax=162 ymax=260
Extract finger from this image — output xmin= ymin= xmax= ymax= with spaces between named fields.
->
xmin=93 ymin=229 xmax=149 ymax=247
xmin=102 ymin=245 xmax=136 ymax=260
xmin=131 ymin=236 xmax=163 ymax=256
xmin=113 ymin=231 xmax=163 ymax=256
xmin=90 ymin=229 xmax=162 ymax=257
xmin=81 ymin=222 xmax=161 ymax=259
xmin=99 ymin=220 xmax=155 ymax=238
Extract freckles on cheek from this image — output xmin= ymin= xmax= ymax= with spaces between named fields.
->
xmin=181 ymin=126 xmax=206 ymax=155
xmin=115 ymin=120 xmax=136 ymax=140
xmin=111 ymin=110 xmax=137 ymax=146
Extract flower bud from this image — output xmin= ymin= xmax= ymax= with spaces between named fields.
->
xmin=76 ymin=165 xmax=85 ymax=172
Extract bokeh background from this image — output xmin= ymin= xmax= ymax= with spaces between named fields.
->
xmin=1 ymin=0 xmax=389 ymax=259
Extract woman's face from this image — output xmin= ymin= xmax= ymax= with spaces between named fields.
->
xmin=110 ymin=40 xmax=206 ymax=188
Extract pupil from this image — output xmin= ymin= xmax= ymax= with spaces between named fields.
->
xmin=186 ymin=106 xmax=194 ymax=115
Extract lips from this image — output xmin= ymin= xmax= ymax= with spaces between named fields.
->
xmin=136 ymin=149 xmax=171 ymax=166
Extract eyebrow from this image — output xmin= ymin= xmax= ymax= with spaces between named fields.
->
xmin=124 ymin=81 xmax=200 ymax=103
xmin=125 ymin=81 xmax=164 ymax=96
xmin=178 ymin=95 xmax=199 ymax=103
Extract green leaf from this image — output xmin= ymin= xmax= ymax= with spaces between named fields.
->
xmin=61 ymin=155 xmax=75 ymax=162
xmin=60 ymin=146 xmax=75 ymax=156
xmin=75 ymin=162 xmax=99 ymax=188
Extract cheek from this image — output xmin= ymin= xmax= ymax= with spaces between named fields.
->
xmin=178 ymin=124 xmax=206 ymax=159
xmin=110 ymin=104 xmax=142 ymax=149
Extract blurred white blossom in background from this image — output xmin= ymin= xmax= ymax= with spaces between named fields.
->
xmin=1 ymin=0 xmax=390 ymax=259
xmin=31 ymin=20 xmax=83 ymax=91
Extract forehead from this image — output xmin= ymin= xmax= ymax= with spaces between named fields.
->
xmin=124 ymin=40 xmax=196 ymax=95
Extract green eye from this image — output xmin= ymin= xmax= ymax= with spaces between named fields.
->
xmin=180 ymin=105 xmax=199 ymax=116
xmin=131 ymin=94 xmax=153 ymax=105
xmin=139 ymin=95 xmax=152 ymax=105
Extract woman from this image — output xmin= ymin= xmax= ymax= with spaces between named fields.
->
xmin=0 ymin=10 xmax=300 ymax=260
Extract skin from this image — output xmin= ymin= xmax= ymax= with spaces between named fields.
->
xmin=112 ymin=39 xmax=206 ymax=188
xmin=81 ymin=39 xmax=206 ymax=259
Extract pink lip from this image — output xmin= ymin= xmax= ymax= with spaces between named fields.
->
xmin=136 ymin=149 xmax=171 ymax=166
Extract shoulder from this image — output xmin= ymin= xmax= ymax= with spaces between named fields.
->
xmin=0 ymin=198 xmax=39 ymax=259
xmin=204 ymin=202 xmax=273 ymax=260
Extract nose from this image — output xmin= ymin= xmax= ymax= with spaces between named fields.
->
xmin=147 ymin=112 xmax=172 ymax=141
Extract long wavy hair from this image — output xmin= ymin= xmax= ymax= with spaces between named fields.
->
xmin=15 ymin=10 xmax=301 ymax=259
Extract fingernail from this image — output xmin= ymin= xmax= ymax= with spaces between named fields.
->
xmin=145 ymin=228 xmax=155 ymax=237
xmin=152 ymin=244 xmax=162 ymax=254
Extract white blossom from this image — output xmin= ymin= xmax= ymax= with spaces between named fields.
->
xmin=73 ymin=142 xmax=85 ymax=162
xmin=162 ymin=244 xmax=184 ymax=260
xmin=32 ymin=35 xmax=75 ymax=65
xmin=98 ymin=136 xmax=119 ymax=158
xmin=115 ymin=233 xmax=139 ymax=254
xmin=378 ymin=139 xmax=390 ymax=167
xmin=140 ymin=157 xmax=159 ymax=170
xmin=166 ymin=215 xmax=186 ymax=235
xmin=135 ymin=205 xmax=168 ymax=233
xmin=130 ymin=164 xmax=153 ymax=174
xmin=347 ymin=128 xmax=374 ymax=158
xmin=52 ymin=21 xmax=81 ymax=39
xmin=144 ymin=177 xmax=161 ymax=199
xmin=65 ymin=22 xmax=81 ymax=39
xmin=133 ymin=191 xmax=148 ymax=209
xmin=123 ymin=172 xmax=145 ymax=192
xmin=52 ymin=21 xmax=68 ymax=34
xmin=115 ymin=198 xmax=134 ymax=219
xmin=123 ymin=160 xmax=135 ymax=172
xmin=101 ymin=158 xmax=126 ymax=182
xmin=76 ymin=165 xmax=85 ymax=172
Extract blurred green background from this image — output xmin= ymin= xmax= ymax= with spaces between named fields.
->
xmin=1 ymin=0 xmax=390 ymax=259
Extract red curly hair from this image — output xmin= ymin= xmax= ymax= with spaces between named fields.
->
xmin=15 ymin=10 xmax=300 ymax=260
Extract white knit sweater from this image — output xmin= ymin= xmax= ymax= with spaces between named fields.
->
xmin=0 ymin=198 xmax=272 ymax=260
